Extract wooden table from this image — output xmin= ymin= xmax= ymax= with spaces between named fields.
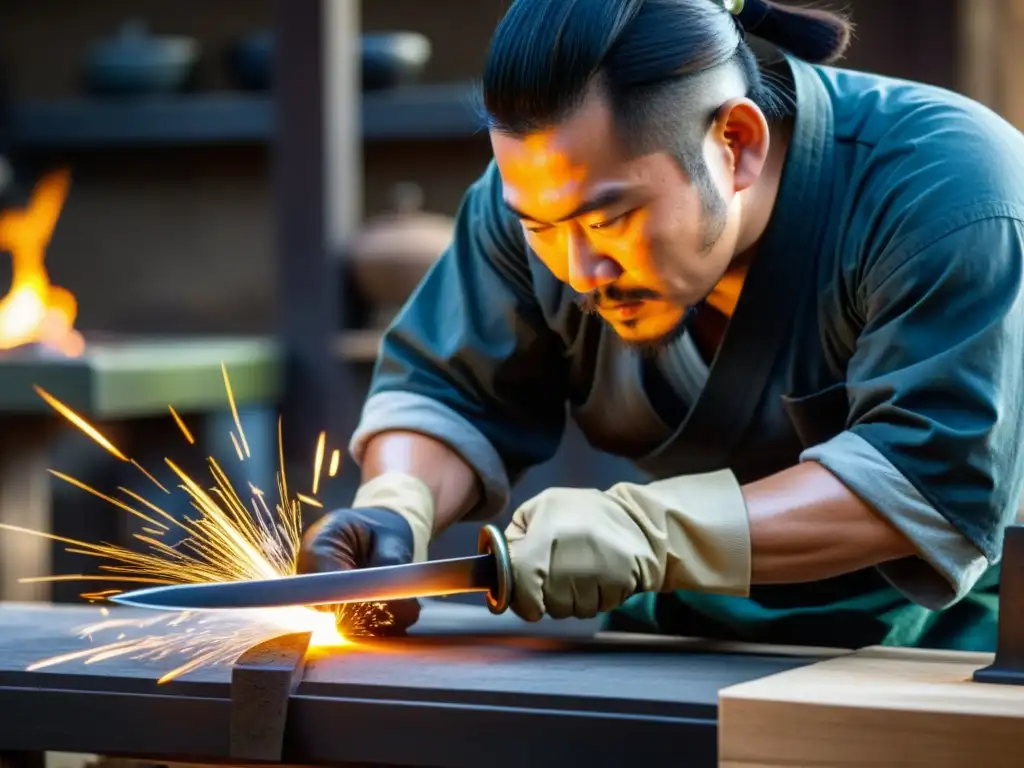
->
xmin=0 ymin=600 xmax=833 ymax=768
xmin=718 ymin=645 xmax=1024 ymax=767
xmin=0 ymin=336 xmax=280 ymax=601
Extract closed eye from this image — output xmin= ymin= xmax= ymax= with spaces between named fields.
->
xmin=589 ymin=209 xmax=634 ymax=230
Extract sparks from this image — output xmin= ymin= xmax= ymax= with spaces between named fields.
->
xmin=312 ymin=430 xmax=326 ymax=496
xmin=0 ymin=368 xmax=385 ymax=683
xmin=23 ymin=603 xmax=388 ymax=685
xmin=222 ymin=361 xmax=250 ymax=458
xmin=167 ymin=405 xmax=195 ymax=445
xmin=34 ymin=386 xmax=128 ymax=461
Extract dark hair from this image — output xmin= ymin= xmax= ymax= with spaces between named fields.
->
xmin=481 ymin=0 xmax=853 ymax=244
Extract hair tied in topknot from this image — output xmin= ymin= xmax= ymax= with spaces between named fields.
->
xmin=735 ymin=0 xmax=771 ymax=33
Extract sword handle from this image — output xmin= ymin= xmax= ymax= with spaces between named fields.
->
xmin=477 ymin=524 xmax=513 ymax=614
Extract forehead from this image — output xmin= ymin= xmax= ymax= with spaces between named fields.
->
xmin=489 ymin=91 xmax=629 ymax=220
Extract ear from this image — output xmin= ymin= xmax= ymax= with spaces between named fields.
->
xmin=709 ymin=98 xmax=770 ymax=193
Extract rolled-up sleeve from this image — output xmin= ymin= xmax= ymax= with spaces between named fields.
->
xmin=803 ymin=209 xmax=1024 ymax=609
xmin=350 ymin=162 xmax=570 ymax=521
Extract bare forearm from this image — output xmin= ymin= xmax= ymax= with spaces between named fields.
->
xmin=743 ymin=461 xmax=917 ymax=584
xmin=360 ymin=430 xmax=482 ymax=534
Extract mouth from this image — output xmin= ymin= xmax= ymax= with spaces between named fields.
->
xmin=600 ymin=301 xmax=647 ymax=320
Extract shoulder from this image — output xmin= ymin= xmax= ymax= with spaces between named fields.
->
xmin=815 ymin=66 xmax=1024 ymax=288
xmin=819 ymin=64 xmax=1024 ymax=184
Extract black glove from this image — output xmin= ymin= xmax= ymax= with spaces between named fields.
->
xmin=296 ymin=506 xmax=421 ymax=635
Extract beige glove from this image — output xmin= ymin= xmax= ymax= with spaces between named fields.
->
xmin=351 ymin=471 xmax=435 ymax=563
xmin=504 ymin=470 xmax=751 ymax=621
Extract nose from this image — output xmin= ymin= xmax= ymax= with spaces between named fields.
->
xmin=567 ymin=226 xmax=620 ymax=294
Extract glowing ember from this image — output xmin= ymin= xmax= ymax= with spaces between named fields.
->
xmin=0 ymin=168 xmax=84 ymax=357
xmin=0 ymin=365 xmax=384 ymax=683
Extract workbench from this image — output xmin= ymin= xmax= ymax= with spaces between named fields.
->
xmin=3 ymin=597 xmax=1023 ymax=768
xmin=0 ymin=599 xmax=836 ymax=768
xmin=0 ymin=335 xmax=280 ymax=602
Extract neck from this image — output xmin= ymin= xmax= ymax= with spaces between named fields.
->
xmin=732 ymin=117 xmax=794 ymax=262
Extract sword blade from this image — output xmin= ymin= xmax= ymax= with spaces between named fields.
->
xmin=108 ymin=554 xmax=498 ymax=612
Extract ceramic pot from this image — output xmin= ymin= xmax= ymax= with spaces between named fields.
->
xmin=84 ymin=20 xmax=200 ymax=96
xmin=225 ymin=29 xmax=272 ymax=91
xmin=361 ymin=32 xmax=432 ymax=91
xmin=225 ymin=30 xmax=431 ymax=92
xmin=350 ymin=183 xmax=454 ymax=327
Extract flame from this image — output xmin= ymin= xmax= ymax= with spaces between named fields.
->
xmin=0 ymin=169 xmax=84 ymax=357
xmin=0 ymin=367 xmax=390 ymax=682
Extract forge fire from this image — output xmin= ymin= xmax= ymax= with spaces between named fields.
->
xmin=0 ymin=168 xmax=84 ymax=357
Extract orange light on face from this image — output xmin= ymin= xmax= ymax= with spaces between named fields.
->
xmin=495 ymin=102 xmax=747 ymax=349
xmin=0 ymin=169 xmax=84 ymax=357
xmin=500 ymin=133 xmax=587 ymax=218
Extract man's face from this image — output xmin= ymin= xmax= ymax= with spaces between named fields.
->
xmin=490 ymin=90 xmax=745 ymax=349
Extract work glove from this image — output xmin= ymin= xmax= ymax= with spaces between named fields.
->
xmin=505 ymin=470 xmax=751 ymax=622
xmin=296 ymin=471 xmax=435 ymax=635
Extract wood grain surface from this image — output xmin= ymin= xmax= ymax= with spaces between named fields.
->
xmin=718 ymin=645 xmax=1024 ymax=767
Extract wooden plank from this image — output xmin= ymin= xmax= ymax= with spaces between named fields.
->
xmin=0 ymin=336 xmax=281 ymax=417
xmin=229 ymin=631 xmax=311 ymax=762
xmin=718 ymin=645 xmax=1024 ymax=767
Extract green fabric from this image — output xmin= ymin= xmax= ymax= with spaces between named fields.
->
xmin=607 ymin=564 xmax=1001 ymax=651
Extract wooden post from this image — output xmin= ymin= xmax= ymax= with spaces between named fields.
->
xmin=273 ymin=1 xmax=360 ymax=473
xmin=958 ymin=0 xmax=1024 ymax=129
xmin=324 ymin=0 xmax=362 ymax=256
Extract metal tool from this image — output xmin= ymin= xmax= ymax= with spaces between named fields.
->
xmin=973 ymin=523 xmax=1024 ymax=686
xmin=109 ymin=524 xmax=514 ymax=615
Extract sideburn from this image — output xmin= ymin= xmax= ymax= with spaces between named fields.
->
xmin=679 ymin=153 xmax=730 ymax=254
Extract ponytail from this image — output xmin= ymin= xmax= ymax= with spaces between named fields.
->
xmin=733 ymin=0 xmax=853 ymax=64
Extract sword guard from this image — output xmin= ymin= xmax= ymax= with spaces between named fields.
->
xmin=478 ymin=523 xmax=513 ymax=614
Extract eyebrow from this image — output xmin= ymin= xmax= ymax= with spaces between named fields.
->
xmin=503 ymin=187 xmax=629 ymax=225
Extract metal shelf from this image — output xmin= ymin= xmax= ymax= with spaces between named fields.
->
xmin=9 ymin=83 xmax=485 ymax=149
